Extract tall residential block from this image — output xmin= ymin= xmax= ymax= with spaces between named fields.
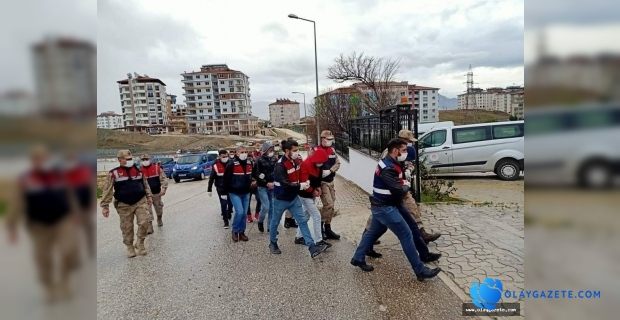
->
xmin=269 ymin=98 xmax=300 ymax=127
xmin=181 ymin=64 xmax=257 ymax=136
xmin=117 ymin=73 xmax=168 ymax=133
xmin=32 ymin=37 xmax=96 ymax=116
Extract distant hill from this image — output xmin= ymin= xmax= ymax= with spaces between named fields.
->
xmin=438 ymin=110 xmax=511 ymax=125
xmin=438 ymin=94 xmax=458 ymax=110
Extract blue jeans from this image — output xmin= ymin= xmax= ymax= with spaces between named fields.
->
xmin=270 ymin=197 xmax=314 ymax=246
xmin=352 ymin=205 xmax=426 ymax=274
xmin=365 ymin=203 xmax=429 ymax=258
xmin=257 ymin=187 xmax=273 ymax=225
xmin=229 ymin=193 xmax=250 ymax=233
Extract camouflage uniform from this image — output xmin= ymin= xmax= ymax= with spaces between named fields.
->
xmin=100 ymin=150 xmax=152 ymax=256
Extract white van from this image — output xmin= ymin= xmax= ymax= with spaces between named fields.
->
xmin=416 ymin=121 xmax=454 ymax=136
xmin=418 ymin=120 xmax=524 ymax=180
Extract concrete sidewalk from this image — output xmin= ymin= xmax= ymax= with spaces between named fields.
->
xmin=331 ymin=175 xmax=525 ymax=318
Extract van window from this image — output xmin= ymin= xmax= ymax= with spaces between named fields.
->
xmin=492 ymin=124 xmax=524 ymax=139
xmin=420 ymin=129 xmax=446 ymax=148
xmin=207 ymin=154 xmax=217 ymax=162
xmin=453 ymin=127 xmax=491 ymax=144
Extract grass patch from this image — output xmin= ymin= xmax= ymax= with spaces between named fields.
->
xmin=421 ymin=193 xmax=464 ymax=203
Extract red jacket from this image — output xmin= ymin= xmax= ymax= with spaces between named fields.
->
xmin=299 ymin=149 xmax=328 ymax=198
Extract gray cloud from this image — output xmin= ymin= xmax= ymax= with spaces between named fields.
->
xmin=98 ymin=0 xmax=523 ymax=118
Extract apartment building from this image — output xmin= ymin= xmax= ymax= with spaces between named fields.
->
xmin=169 ymin=104 xmax=188 ymax=133
xmin=408 ymin=85 xmax=439 ymax=123
xmin=457 ymin=86 xmax=524 ymax=118
xmin=181 ymin=64 xmax=258 ymax=136
xmin=117 ymin=73 xmax=167 ymax=133
xmin=32 ymin=37 xmax=96 ymax=116
xmin=97 ymin=111 xmax=123 ymax=129
xmin=269 ymin=98 xmax=300 ymax=127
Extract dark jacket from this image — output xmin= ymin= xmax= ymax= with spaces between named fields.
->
xmin=369 ymin=156 xmax=409 ymax=207
xmin=223 ymin=157 xmax=253 ymax=194
xmin=273 ymin=154 xmax=300 ymax=201
xmin=253 ymin=154 xmax=277 ymax=187
xmin=208 ymin=159 xmax=227 ymax=193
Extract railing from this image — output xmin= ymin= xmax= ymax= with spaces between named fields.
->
xmin=341 ymin=104 xmax=422 ymax=202
xmin=334 ymin=134 xmax=349 ymax=161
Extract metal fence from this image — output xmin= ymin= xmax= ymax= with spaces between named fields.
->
xmin=339 ymin=104 xmax=422 ymax=201
xmin=334 ymin=134 xmax=349 ymax=161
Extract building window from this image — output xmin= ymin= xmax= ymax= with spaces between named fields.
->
xmin=207 ymin=95 xmax=211 ymax=99
xmin=220 ymin=81 xmax=225 ymax=85
xmin=423 ymin=91 xmax=428 ymax=95
xmin=220 ymin=88 xmax=225 ymax=92
xmin=156 ymin=99 xmax=161 ymax=104
xmin=156 ymin=85 xmax=160 ymax=91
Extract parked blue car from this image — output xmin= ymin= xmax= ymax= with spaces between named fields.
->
xmin=172 ymin=153 xmax=217 ymax=183
xmin=152 ymin=156 xmax=175 ymax=179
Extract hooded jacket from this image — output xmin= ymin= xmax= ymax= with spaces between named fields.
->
xmin=298 ymin=149 xmax=328 ymax=198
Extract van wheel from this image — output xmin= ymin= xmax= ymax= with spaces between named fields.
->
xmin=495 ymin=159 xmax=520 ymax=181
xmin=199 ymin=172 xmax=205 ymax=180
xmin=174 ymin=177 xmax=180 ymax=183
xmin=578 ymin=161 xmax=611 ymax=189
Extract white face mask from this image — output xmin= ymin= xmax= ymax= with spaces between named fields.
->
xmin=124 ymin=160 xmax=134 ymax=167
xmin=316 ymin=163 xmax=323 ymax=167
xmin=221 ymin=157 xmax=229 ymax=163
xmin=267 ymin=151 xmax=274 ymax=157
xmin=142 ymin=160 xmax=150 ymax=166
xmin=238 ymin=153 xmax=248 ymax=161
xmin=407 ymin=142 xmax=413 ymax=147
xmin=323 ymin=139 xmax=333 ymax=147
xmin=291 ymin=151 xmax=300 ymax=159
xmin=397 ymin=153 xmax=407 ymax=162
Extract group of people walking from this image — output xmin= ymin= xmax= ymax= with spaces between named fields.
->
xmin=99 ymin=128 xmax=443 ymax=282
xmin=207 ymin=130 xmax=343 ymax=259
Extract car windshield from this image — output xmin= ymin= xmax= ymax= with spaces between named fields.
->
xmin=177 ymin=155 xmax=202 ymax=164
xmin=207 ymin=154 xmax=217 ymax=162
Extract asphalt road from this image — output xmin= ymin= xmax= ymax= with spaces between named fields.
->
xmin=97 ymin=178 xmax=464 ymax=320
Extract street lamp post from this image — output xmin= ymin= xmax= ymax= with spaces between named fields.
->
xmin=291 ymin=91 xmax=309 ymax=144
xmin=288 ymin=13 xmax=320 ymax=145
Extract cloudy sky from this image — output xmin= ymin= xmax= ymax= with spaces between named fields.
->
xmin=96 ymin=0 xmax=524 ymax=119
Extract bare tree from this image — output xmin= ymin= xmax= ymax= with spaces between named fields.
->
xmin=313 ymin=87 xmax=363 ymax=136
xmin=327 ymin=52 xmax=401 ymax=113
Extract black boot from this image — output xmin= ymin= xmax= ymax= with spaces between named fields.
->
xmin=420 ymin=227 xmax=441 ymax=244
xmin=321 ymin=222 xmax=326 ymax=239
xmin=350 ymin=259 xmax=374 ymax=272
xmin=324 ymin=224 xmax=340 ymax=240
xmin=289 ymin=218 xmax=298 ymax=228
xmin=416 ymin=267 xmax=441 ymax=281
xmin=284 ymin=217 xmax=293 ymax=228
xmin=257 ymin=222 xmax=264 ymax=232
xmin=269 ymin=241 xmax=281 ymax=254
xmin=294 ymin=237 xmax=305 ymax=245
xmin=421 ymin=252 xmax=442 ymax=263
xmin=366 ymin=249 xmax=383 ymax=258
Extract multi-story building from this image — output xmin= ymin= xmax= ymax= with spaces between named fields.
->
xmin=181 ymin=64 xmax=258 ymax=136
xmin=457 ymin=86 xmax=524 ymax=118
xmin=318 ymin=82 xmax=441 ymax=123
xmin=269 ymin=98 xmax=300 ymax=127
xmin=408 ymin=85 xmax=439 ymax=123
xmin=97 ymin=111 xmax=123 ymax=129
xmin=32 ymin=37 xmax=96 ymax=116
xmin=117 ymin=73 xmax=168 ymax=133
xmin=169 ymin=104 xmax=188 ymax=134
